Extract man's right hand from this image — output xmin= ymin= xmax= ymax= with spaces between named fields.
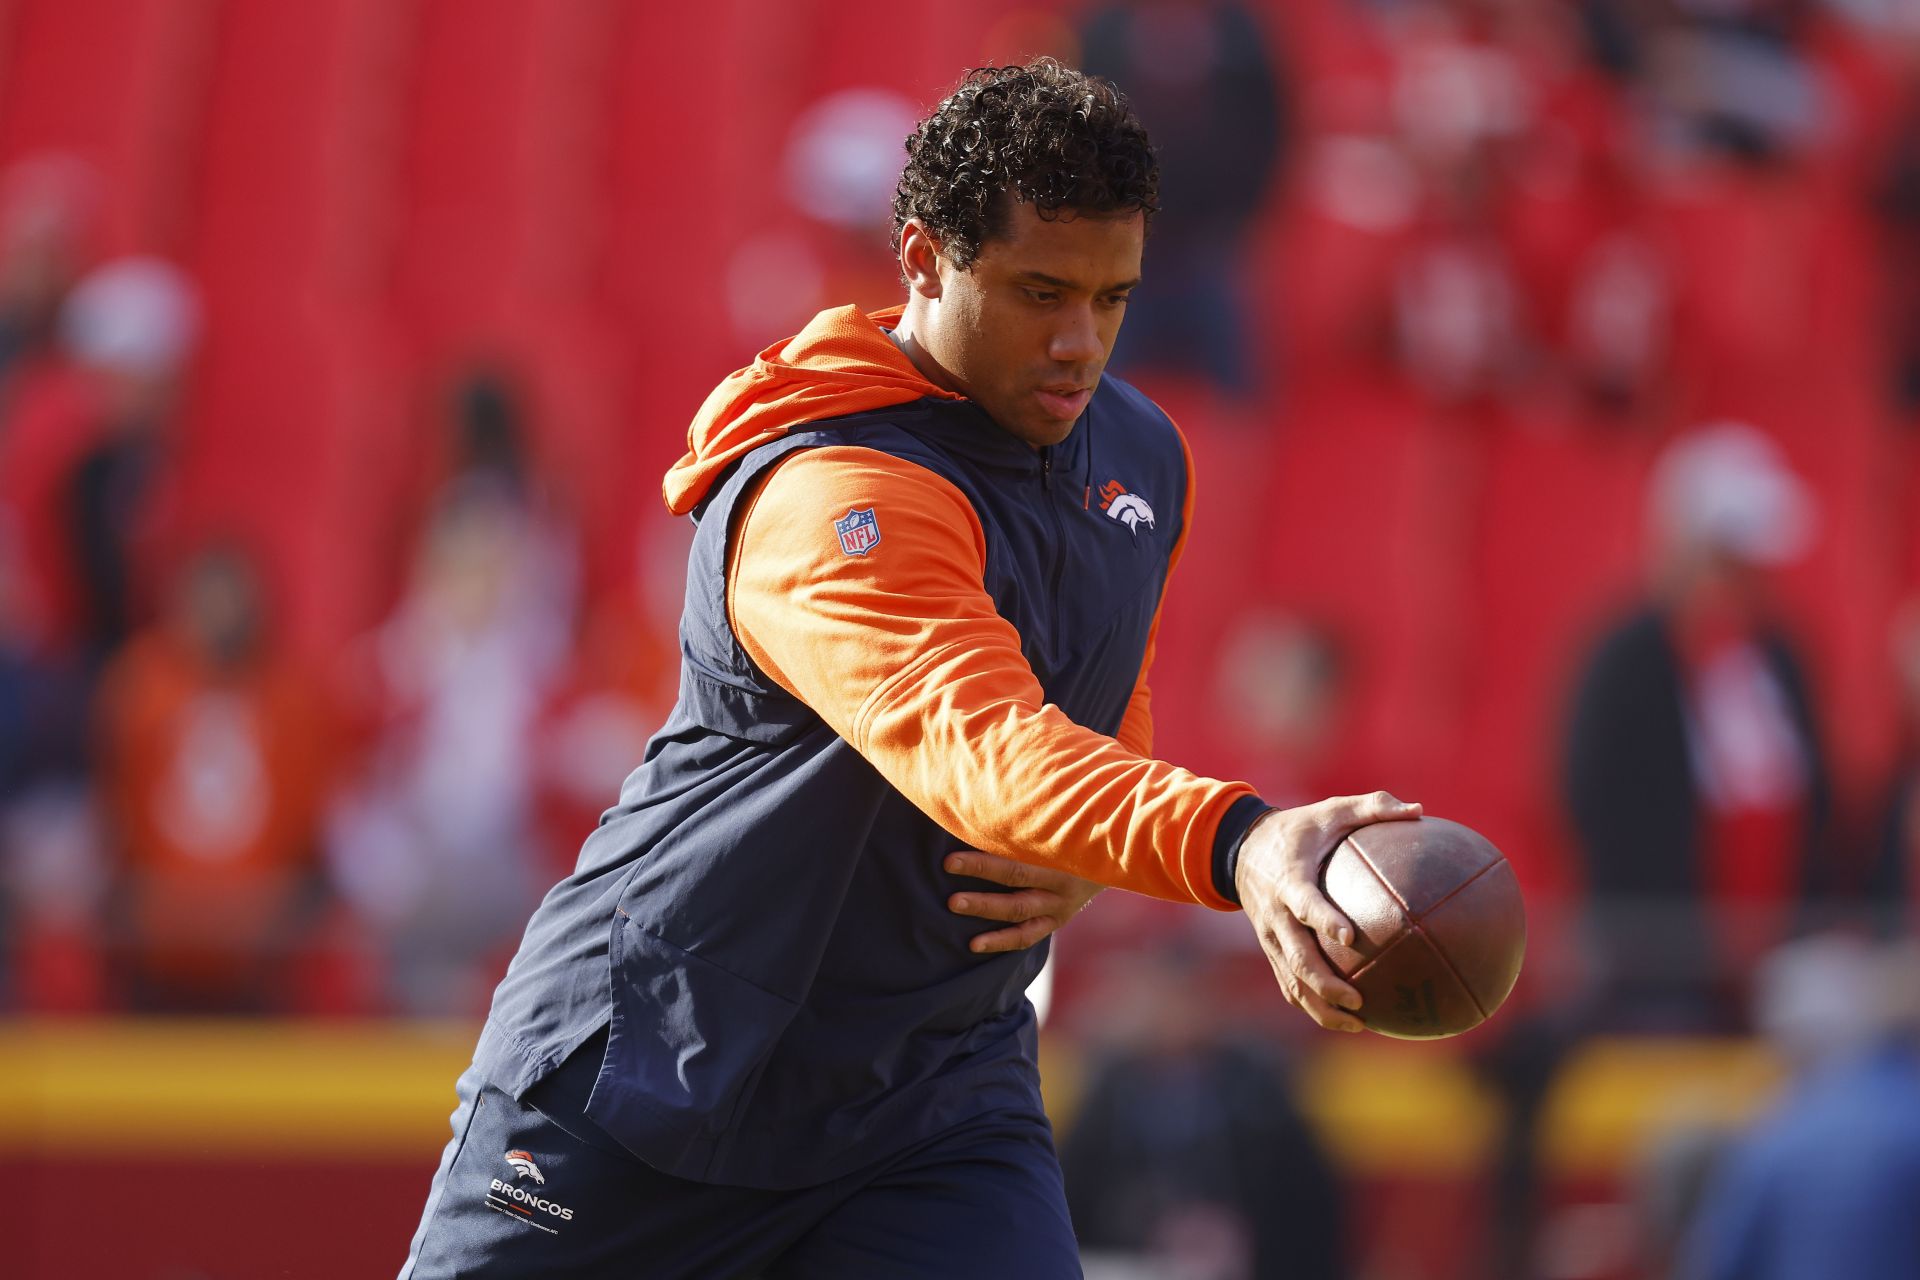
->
xmin=1235 ymin=791 xmax=1422 ymax=1033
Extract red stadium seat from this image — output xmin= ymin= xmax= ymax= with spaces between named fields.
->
xmin=389 ymin=0 xmax=622 ymax=340
xmin=186 ymin=0 xmax=414 ymax=303
xmin=1255 ymin=378 xmax=1470 ymax=793
xmin=1450 ymin=416 xmax=1649 ymax=905
xmin=0 ymin=0 xmax=218 ymax=256
xmin=173 ymin=296 xmax=409 ymax=657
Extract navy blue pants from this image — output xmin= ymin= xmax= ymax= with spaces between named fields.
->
xmin=398 ymin=1053 xmax=1082 ymax=1278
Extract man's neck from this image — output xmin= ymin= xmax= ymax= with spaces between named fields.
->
xmin=887 ymin=309 xmax=966 ymax=398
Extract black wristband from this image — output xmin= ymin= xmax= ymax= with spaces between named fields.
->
xmin=1211 ymin=794 xmax=1276 ymax=908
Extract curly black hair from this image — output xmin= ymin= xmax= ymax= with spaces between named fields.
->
xmin=891 ymin=58 xmax=1159 ymax=271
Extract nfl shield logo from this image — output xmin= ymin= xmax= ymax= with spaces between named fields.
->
xmin=834 ymin=507 xmax=881 ymax=556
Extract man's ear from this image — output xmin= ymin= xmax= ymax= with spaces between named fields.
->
xmin=898 ymin=219 xmax=944 ymax=300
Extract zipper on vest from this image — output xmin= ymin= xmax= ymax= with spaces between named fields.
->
xmin=1040 ymin=446 xmax=1067 ymax=613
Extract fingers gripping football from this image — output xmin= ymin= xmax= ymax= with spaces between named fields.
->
xmin=1236 ymin=792 xmax=1422 ymax=1032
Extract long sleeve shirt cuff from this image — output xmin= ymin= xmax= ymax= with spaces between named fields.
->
xmin=1211 ymin=794 xmax=1275 ymax=908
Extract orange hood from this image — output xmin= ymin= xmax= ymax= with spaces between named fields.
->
xmin=663 ymin=304 xmax=963 ymax=516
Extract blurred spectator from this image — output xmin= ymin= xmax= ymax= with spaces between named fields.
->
xmin=1563 ymin=227 xmax=1673 ymax=419
xmin=0 ymin=154 xmax=99 ymax=399
xmin=0 ymin=522 xmax=88 ymax=803
xmin=1392 ymin=217 xmax=1524 ymax=406
xmin=1644 ymin=3 xmax=1832 ymax=169
xmin=0 ymin=522 xmax=100 ymax=1009
xmin=94 ymin=543 xmax=332 ymax=1011
xmin=721 ymin=87 xmax=920 ymax=348
xmin=0 ymin=783 xmax=110 ymax=1013
xmin=536 ymin=530 xmax=682 ymax=873
xmin=1863 ymin=599 xmax=1920 ymax=929
xmin=326 ymin=473 xmax=572 ymax=1015
xmin=1081 ymin=0 xmax=1288 ymax=394
xmin=0 ymin=256 xmax=198 ymax=669
xmin=1063 ymin=947 xmax=1347 ymax=1280
xmin=447 ymin=367 xmax=533 ymax=497
xmin=1633 ymin=1121 xmax=1734 ymax=1280
xmin=1562 ymin=423 xmax=1831 ymax=1030
xmin=1383 ymin=4 xmax=1535 ymax=407
xmin=1874 ymin=64 xmax=1920 ymax=418
xmin=1680 ymin=933 xmax=1920 ymax=1279
xmin=1210 ymin=610 xmax=1351 ymax=805
xmin=60 ymin=257 xmax=199 ymax=659
xmin=787 ymin=87 xmax=920 ymax=312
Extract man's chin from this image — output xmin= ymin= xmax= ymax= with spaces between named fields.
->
xmin=1033 ymin=430 xmax=1078 ymax=452
xmin=989 ymin=408 xmax=1076 ymax=450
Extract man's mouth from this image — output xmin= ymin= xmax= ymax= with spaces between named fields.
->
xmin=1035 ymin=385 xmax=1094 ymax=420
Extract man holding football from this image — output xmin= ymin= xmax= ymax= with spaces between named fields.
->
xmin=401 ymin=58 xmax=1415 ymax=1279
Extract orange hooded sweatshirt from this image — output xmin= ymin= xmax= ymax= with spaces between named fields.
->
xmin=662 ymin=305 xmax=1256 ymax=909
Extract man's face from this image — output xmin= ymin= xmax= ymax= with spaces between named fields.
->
xmin=915 ymin=200 xmax=1143 ymax=448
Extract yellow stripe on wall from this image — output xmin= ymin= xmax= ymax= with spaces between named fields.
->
xmin=0 ymin=1020 xmax=1787 ymax=1176
xmin=1297 ymin=1037 xmax=1785 ymax=1178
xmin=0 ymin=1019 xmax=477 ymax=1159
xmin=1536 ymin=1038 xmax=1786 ymax=1176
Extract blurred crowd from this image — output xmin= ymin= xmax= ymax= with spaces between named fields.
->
xmin=8 ymin=0 xmax=1920 ymax=1277
xmin=0 ymin=205 xmax=672 ymax=1014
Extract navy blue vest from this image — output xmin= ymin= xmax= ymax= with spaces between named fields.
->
xmin=474 ymin=375 xmax=1189 ymax=1189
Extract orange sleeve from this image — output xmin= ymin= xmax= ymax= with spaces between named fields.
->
xmin=1113 ymin=418 xmax=1198 ymax=758
xmin=728 ymin=445 xmax=1251 ymax=910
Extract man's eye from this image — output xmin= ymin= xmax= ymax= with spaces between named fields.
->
xmin=1023 ymin=288 xmax=1059 ymax=304
xmin=1102 ymin=293 xmax=1132 ymax=308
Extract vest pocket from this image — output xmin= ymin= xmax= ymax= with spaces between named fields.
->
xmin=585 ymin=912 xmax=800 ymax=1180
xmin=677 ymin=662 xmax=818 ymax=747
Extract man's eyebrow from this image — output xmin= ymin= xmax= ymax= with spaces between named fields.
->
xmin=1015 ymin=271 xmax=1142 ymax=293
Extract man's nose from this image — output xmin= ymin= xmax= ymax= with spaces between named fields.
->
xmin=1047 ymin=305 xmax=1103 ymax=367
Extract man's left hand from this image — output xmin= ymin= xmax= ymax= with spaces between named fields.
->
xmin=944 ymin=850 xmax=1102 ymax=954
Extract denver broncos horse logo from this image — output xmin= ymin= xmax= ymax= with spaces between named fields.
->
xmin=1107 ymin=494 xmax=1154 ymax=532
xmin=505 ymin=1149 xmax=546 ymax=1184
xmin=1097 ymin=479 xmax=1155 ymax=533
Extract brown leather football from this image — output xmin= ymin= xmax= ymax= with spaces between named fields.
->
xmin=1315 ymin=817 xmax=1526 ymax=1039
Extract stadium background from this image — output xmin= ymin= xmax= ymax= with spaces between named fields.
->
xmin=3 ymin=0 xmax=1919 ymax=1277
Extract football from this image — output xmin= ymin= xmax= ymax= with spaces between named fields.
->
xmin=1315 ymin=817 xmax=1527 ymax=1038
